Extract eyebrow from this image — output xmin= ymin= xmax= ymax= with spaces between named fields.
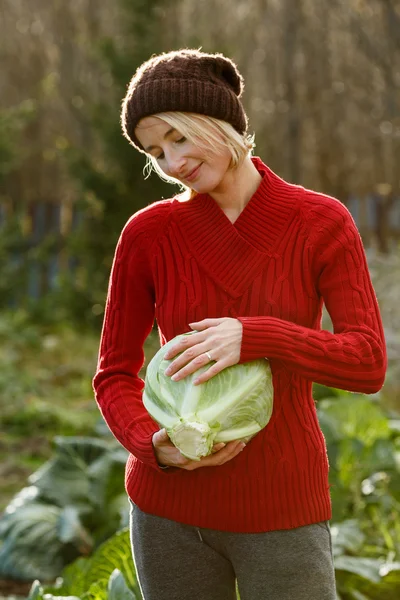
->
xmin=144 ymin=127 xmax=176 ymax=152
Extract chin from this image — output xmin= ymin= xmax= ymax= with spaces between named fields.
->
xmin=192 ymin=178 xmax=222 ymax=195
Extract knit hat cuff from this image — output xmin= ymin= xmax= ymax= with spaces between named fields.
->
xmin=125 ymin=79 xmax=247 ymax=150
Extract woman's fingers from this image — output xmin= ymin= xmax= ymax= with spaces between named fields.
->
xmin=163 ymin=330 xmax=205 ymax=361
xmin=152 ymin=429 xmax=190 ymax=468
xmin=188 ymin=318 xmax=224 ymax=331
xmin=209 ymin=440 xmax=246 ymax=465
xmin=211 ymin=442 xmax=226 ymax=453
xmin=164 ymin=339 xmax=211 ymax=377
xmin=186 ymin=440 xmax=246 ymax=470
xmin=163 ymin=318 xmax=242 ymax=382
xmin=153 ymin=428 xmax=170 ymax=444
xmin=166 ymin=346 xmax=214 ymax=380
xmin=153 ymin=429 xmax=245 ymax=470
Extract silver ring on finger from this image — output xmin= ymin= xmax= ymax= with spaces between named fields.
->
xmin=205 ymin=351 xmax=213 ymax=362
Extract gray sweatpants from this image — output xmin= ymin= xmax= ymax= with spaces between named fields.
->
xmin=129 ymin=502 xmax=336 ymax=600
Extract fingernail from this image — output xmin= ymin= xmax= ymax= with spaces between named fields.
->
xmin=165 ymin=367 xmax=172 ymax=375
xmin=171 ymin=374 xmax=179 ymax=381
xmin=240 ymin=443 xmax=246 ymax=450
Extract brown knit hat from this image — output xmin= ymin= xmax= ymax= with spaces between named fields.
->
xmin=121 ymin=48 xmax=248 ymax=151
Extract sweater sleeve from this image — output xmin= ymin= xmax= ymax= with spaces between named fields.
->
xmin=92 ymin=213 xmax=162 ymax=470
xmin=238 ymin=198 xmax=387 ymax=394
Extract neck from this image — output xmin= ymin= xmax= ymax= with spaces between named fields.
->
xmin=208 ymin=156 xmax=262 ymax=221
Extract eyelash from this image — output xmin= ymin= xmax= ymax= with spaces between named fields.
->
xmin=156 ymin=137 xmax=186 ymax=161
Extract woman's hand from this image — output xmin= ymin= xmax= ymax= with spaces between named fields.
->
xmin=152 ymin=429 xmax=245 ymax=471
xmin=163 ymin=317 xmax=243 ymax=385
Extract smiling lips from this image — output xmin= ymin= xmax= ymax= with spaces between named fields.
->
xmin=184 ymin=163 xmax=202 ymax=182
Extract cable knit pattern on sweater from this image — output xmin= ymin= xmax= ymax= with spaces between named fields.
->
xmin=93 ymin=157 xmax=386 ymax=533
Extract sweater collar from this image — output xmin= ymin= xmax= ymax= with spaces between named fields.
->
xmin=171 ymin=157 xmax=298 ymax=298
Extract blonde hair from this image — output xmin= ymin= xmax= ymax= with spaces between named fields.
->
xmin=141 ymin=112 xmax=255 ymax=191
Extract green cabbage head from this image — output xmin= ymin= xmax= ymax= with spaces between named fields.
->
xmin=143 ymin=332 xmax=274 ymax=460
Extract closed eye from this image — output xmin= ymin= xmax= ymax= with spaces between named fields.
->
xmin=155 ymin=137 xmax=186 ymax=161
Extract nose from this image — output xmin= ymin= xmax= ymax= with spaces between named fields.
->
xmin=165 ymin=151 xmax=187 ymax=177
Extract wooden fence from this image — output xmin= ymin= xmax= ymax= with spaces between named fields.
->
xmin=1 ymin=195 xmax=400 ymax=300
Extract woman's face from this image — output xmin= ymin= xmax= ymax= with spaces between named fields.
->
xmin=135 ymin=116 xmax=232 ymax=194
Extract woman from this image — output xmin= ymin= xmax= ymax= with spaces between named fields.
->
xmin=93 ymin=49 xmax=387 ymax=600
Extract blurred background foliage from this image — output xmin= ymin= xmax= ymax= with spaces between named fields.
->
xmin=1 ymin=0 xmax=400 ymax=324
xmin=1 ymin=0 xmax=400 ymax=598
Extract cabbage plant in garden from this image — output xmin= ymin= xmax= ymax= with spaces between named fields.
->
xmin=143 ymin=332 xmax=274 ymax=460
xmin=27 ymin=529 xmax=142 ymax=600
xmin=0 ymin=437 xmax=129 ymax=581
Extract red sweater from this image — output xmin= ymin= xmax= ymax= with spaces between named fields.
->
xmin=93 ymin=157 xmax=386 ymax=533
